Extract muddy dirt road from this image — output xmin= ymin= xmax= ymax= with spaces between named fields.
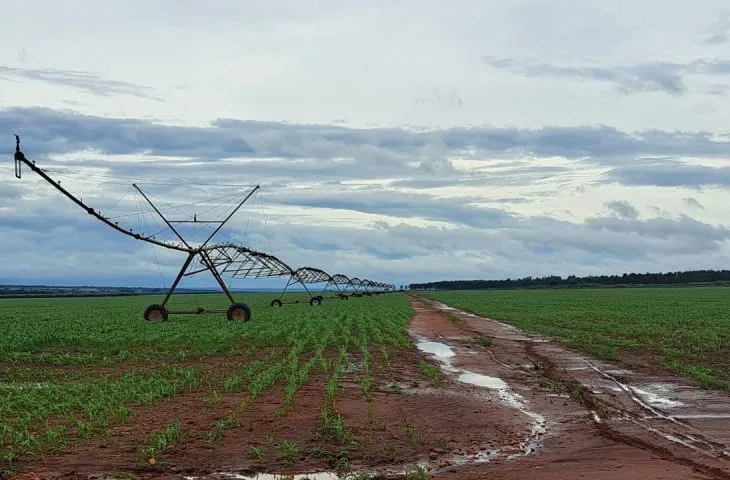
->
xmin=410 ymin=296 xmax=730 ymax=479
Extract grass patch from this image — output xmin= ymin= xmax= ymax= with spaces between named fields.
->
xmin=474 ymin=335 xmax=493 ymax=348
xmin=419 ymin=360 xmax=442 ymax=387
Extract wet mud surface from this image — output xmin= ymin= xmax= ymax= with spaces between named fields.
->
xmin=8 ymin=296 xmax=730 ymax=479
xmin=412 ymin=297 xmax=730 ymax=479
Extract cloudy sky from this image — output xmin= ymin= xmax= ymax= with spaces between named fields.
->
xmin=2 ymin=0 xmax=730 ymax=289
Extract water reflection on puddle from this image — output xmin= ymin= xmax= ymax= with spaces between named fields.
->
xmin=417 ymin=341 xmax=455 ymax=359
xmin=457 ymin=372 xmax=508 ymax=390
xmin=186 ymin=473 xmax=341 ymax=480
xmin=631 ymin=386 xmax=684 ymax=408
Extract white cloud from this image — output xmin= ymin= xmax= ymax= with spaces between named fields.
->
xmin=2 ymin=1 xmax=730 ymax=287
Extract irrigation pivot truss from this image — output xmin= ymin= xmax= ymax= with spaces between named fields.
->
xmin=11 ymin=135 xmax=395 ymax=321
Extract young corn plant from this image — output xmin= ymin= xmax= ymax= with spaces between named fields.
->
xmin=140 ymin=420 xmax=182 ymax=465
xmin=249 ymin=444 xmax=264 ymax=460
xmin=204 ymin=415 xmax=237 ymax=447
xmin=276 ymin=440 xmax=300 ymax=465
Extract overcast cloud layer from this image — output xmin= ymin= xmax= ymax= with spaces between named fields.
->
xmin=2 ymin=0 xmax=730 ymax=288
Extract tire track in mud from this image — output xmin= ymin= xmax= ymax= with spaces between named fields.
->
xmin=409 ymin=295 xmax=730 ymax=479
xmin=523 ymin=343 xmax=730 ymax=480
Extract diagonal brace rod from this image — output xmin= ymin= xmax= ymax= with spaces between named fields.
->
xmin=199 ymin=250 xmax=236 ymax=304
xmin=133 ymin=184 xmax=191 ymax=249
xmin=162 ymin=252 xmax=196 ymax=306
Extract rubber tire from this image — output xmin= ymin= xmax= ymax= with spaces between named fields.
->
xmin=227 ymin=302 xmax=252 ymax=322
xmin=144 ymin=304 xmax=168 ymax=322
xmin=340 ymin=294 xmax=349 ymax=300
xmin=271 ymin=299 xmax=283 ymax=307
xmin=309 ymin=297 xmax=322 ymax=306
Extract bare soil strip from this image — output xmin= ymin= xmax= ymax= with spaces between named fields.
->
xmin=412 ymin=296 xmax=730 ymax=479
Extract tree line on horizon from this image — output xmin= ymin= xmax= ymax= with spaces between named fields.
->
xmin=408 ymin=269 xmax=730 ymax=291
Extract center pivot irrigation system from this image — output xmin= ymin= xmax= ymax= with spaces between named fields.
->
xmin=11 ymin=135 xmax=395 ymax=322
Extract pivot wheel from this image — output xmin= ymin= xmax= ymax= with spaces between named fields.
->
xmin=309 ymin=296 xmax=322 ymax=306
xmin=227 ymin=302 xmax=252 ymax=322
xmin=339 ymin=294 xmax=349 ymax=300
xmin=144 ymin=304 xmax=168 ymax=322
xmin=271 ymin=299 xmax=283 ymax=307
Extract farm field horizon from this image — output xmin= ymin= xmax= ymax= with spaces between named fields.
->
xmin=2 ymin=287 xmax=730 ymax=479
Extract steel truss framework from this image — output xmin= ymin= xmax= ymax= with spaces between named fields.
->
xmin=12 ymin=135 xmax=395 ymax=321
xmin=271 ymin=267 xmax=336 ymax=307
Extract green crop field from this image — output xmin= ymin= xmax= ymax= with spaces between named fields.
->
xmin=419 ymin=287 xmax=730 ymax=391
xmin=0 ymin=292 xmax=413 ymax=474
xmin=6 ymin=286 xmax=730 ymax=477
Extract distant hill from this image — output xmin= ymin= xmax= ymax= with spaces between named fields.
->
xmin=409 ymin=269 xmax=730 ymax=291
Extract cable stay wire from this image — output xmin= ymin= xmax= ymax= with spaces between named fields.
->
xmin=135 ymin=190 xmax=167 ymax=289
xmin=30 ymin=166 xmax=269 ymax=251
xmin=226 ymin=200 xmax=259 ymax=292
xmin=137 ymin=186 xmax=263 ymax=247
xmin=104 ymin=189 xmax=131 ymax=218
xmin=139 ymin=187 xmax=248 ymax=224
xmin=259 ymin=188 xmax=274 ymax=255
xmin=190 ymin=190 xmax=254 ymax=220
xmin=26 ymin=154 xmax=279 ymax=273
xmin=27 ymin=168 xmax=251 ymax=226
xmin=104 ymin=189 xmax=254 ymax=221
xmin=34 ymin=169 xmax=261 ymax=235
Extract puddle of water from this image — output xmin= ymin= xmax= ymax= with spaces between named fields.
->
xmin=188 ymin=473 xmax=340 ymax=480
xmin=584 ymin=361 xmax=685 ymax=420
xmin=435 ymin=302 xmax=458 ymax=311
xmin=417 ymin=341 xmax=455 ymax=359
xmin=415 ymin=337 xmax=548 ymax=460
xmin=630 ymin=386 xmax=684 ymax=408
xmin=458 ymin=372 xmax=508 ymax=390
xmin=196 ymin=462 xmax=445 ymax=480
xmin=417 ymin=340 xmax=460 ymax=373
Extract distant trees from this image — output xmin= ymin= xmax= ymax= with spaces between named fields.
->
xmin=409 ymin=269 xmax=730 ymax=291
